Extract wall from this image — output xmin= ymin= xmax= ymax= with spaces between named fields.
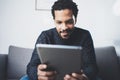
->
xmin=0 ymin=0 xmax=120 ymax=56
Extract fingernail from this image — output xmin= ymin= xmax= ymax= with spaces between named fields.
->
xmin=72 ymin=73 xmax=76 ymax=76
xmin=43 ymin=64 xmax=47 ymax=68
xmin=65 ymin=74 xmax=70 ymax=78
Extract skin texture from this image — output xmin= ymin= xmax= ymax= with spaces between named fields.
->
xmin=37 ymin=9 xmax=88 ymax=80
xmin=54 ymin=9 xmax=75 ymax=39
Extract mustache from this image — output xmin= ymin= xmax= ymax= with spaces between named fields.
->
xmin=59 ymin=29 xmax=72 ymax=33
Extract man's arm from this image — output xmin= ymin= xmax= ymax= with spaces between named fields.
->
xmin=82 ymin=31 xmax=98 ymax=80
xmin=27 ymin=31 xmax=48 ymax=80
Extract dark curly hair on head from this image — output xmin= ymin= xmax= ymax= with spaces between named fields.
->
xmin=51 ymin=0 xmax=78 ymax=19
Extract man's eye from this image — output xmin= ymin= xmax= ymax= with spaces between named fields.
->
xmin=66 ymin=20 xmax=74 ymax=24
xmin=57 ymin=22 xmax=62 ymax=24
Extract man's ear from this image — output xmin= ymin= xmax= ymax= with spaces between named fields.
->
xmin=73 ymin=16 xmax=77 ymax=24
xmin=75 ymin=18 xmax=77 ymax=24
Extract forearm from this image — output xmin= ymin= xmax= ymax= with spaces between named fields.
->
xmin=27 ymin=31 xmax=48 ymax=80
xmin=83 ymin=64 xmax=98 ymax=80
xmin=27 ymin=48 xmax=41 ymax=80
xmin=82 ymin=31 xmax=98 ymax=80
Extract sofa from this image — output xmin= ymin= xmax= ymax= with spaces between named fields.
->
xmin=0 ymin=45 xmax=120 ymax=80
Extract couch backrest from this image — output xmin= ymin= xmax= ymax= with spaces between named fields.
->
xmin=7 ymin=45 xmax=33 ymax=80
xmin=95 ymin=46 xmax=120 ymax=80
xmin=6 ymin=45 xmax=120 ymax=80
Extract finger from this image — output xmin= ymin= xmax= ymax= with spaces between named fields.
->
xmin=38 ymin=75 xmax=55 ymax=80
xmin=39 ymin=70 xmax=57 ymax=76
xmin=64 ymin=74 xmax=71 ymax=80
xmin=72 ymin=73 xmax=83 ymax=80
xmin=72 ymin=73 xmax=80 ymax=77
xmin=37 ymin=64 xmax=47 ymax=76
xmin=72 ymin=73 xmax=88 ymax=80
xmin=71 ymin=70 xmax=84 ymax=78
xmin=37 ymin=64 xmax=47 ymax=70
xmin=64 ymin=74 xmax=77 ymax=80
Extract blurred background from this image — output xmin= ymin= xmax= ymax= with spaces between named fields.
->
xmin=0 ymin=0 xmax=120 ymax=56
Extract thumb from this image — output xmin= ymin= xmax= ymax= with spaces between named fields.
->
xmin=38 ymin=64 xmax=47 ymax=70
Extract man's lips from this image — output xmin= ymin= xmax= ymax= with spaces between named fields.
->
xmin=60 ymin=32 xmax=70 ymax=38
xmin=60 ymin=30 xmax=69 ymax=36
xmin=59 ymin=29 xmax=71 ymax=33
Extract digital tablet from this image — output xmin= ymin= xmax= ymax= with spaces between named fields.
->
xmin=36 ymin=44 xmax=82 ymax=80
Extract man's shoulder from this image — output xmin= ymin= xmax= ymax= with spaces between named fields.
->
xmin=41 ymin=28 xmax=56 ymax=37
xmin=75 ymin=27 xmax=90 ymax=34
xmin=42 ymin=28 xmax=56 ymax=33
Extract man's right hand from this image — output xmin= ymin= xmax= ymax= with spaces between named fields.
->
xmin=37 ymin=64 xmax=57 ymax=80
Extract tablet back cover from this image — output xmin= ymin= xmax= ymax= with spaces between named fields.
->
xmin=36 ymin=44 xmax=82 ymax=80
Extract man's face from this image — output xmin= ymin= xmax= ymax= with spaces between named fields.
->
xmin=54 ymin=9 xmax=76 ymax=39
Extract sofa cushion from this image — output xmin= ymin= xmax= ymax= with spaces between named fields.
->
xmin=7 ymin=45 xmax=33 ymax=80
xmin=95 ymin=46 xmax=120 ymax=80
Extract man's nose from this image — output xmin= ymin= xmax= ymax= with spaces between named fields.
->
xmin=61 ymin=23 xmax=68 ymax=30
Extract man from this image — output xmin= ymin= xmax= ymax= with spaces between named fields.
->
xmin=25 ymin=0 xmax=101 ymax=80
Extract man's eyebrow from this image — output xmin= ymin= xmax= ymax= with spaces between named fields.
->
xmin=66 ymin=18 xmax=74 ymax=21
xmin=56 ymin=20 xmax=62 ymax=22
xmin=65 ymin=19 xmax=74 ymax=22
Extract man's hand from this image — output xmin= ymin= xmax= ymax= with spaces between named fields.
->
xmin=37 ymin=64 xmax=57 ymax=80
xmin=64 ymin=70 xmax=88 ymax=80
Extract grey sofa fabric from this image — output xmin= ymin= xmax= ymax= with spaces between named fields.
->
xmin=0 ymin=45 xmax=120 ymax=80
xmin=95 ymin=46 xmax=120 ymax=80
xmin=0 ymin=54 xmax=7 ymax=80
xmin=7 ymin=46 xmax=33 ymax=80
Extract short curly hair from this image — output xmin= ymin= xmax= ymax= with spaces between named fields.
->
xmin=51 ymin=0 xmax=79 ymax=19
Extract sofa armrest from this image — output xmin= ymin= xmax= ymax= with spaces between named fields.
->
xmin=0 ymin=54 xmax=7 ymax=80
xmin=95 ymin=46 xmax=120 ymax=80
xmin=118 ymin=56 xmax=120 ymax=67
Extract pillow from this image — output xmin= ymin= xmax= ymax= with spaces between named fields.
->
xmin=7 ymin=45 xmax=33 ymax=80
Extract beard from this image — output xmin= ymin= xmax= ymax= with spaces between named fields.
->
xmin=59 ymin=28 xmax=74 ymax=39
xmin=59 ymin=29 xmax=73 ymax=33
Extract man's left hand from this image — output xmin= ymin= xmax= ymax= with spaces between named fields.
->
xmin=64 ymin=71 xmax=88 ymax=80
